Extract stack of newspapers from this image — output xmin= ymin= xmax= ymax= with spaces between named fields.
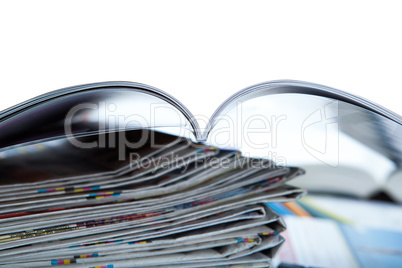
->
xmin=0 ymin=130 xmax=305 ymax=268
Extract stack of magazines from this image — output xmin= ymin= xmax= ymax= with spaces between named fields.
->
xmin=0 ymin=130 xmax=305 ymax=268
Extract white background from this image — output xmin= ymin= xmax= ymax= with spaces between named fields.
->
xmin=1 ymin=1 xmax=401 ymax=123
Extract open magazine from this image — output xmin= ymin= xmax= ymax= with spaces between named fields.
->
xmin=0 ymin=80 xmax=401 ymax=267
xmin=1 ymin=80 xmax=401 ymax=200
